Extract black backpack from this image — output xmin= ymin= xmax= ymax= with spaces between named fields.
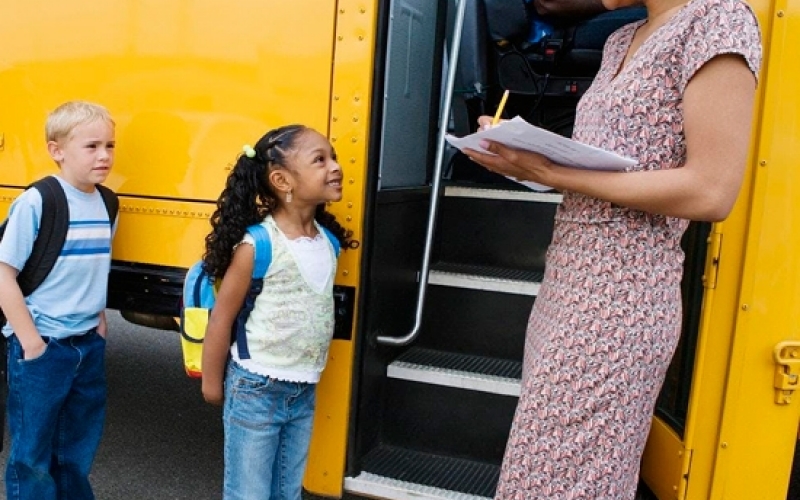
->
xmin=0 ymin=176 xmax=118 ymax=318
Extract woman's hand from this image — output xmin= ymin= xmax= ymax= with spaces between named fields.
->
xmin=469 ymin=114 xmax=562 ymax=188
xmin=476 ymin=115 xmax=496 ymax=131
xmin=464 ymin=140 xmax=560 ymax=189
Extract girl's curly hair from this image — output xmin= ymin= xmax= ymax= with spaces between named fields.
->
xmin=202 ymin=124 xmax=354 ymax=279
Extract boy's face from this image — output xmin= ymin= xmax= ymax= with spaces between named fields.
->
xmin=47 ymin=119 xmax=115 ymax=193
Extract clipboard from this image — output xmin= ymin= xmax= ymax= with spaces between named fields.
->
xmin=445 ymin=116 xmax=636 ymax=191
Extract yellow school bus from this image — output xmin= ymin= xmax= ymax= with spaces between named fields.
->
xmin=0 ymin=1 xmax=797 ymax=499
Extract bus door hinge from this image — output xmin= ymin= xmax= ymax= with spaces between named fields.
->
xmin=702 ymin=230 xmax=723 ymax=289
xmin=773 ymin=341 xmax=800 ymax=404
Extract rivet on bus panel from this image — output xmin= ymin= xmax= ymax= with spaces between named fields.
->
xmin=777 ymin=10 xmax=784 ymax=16
xmin=741 ymin=304 xmax=749 ymax=311
xmin=759 ymin=160 xmax=767 ymax=166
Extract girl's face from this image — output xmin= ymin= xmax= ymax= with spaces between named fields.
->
xmin=281 ymin=129 xmax=343 ymax=205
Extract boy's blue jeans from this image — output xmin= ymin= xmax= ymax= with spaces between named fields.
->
xmin=5 ymin=330 xmax=106 ymax=500
xmin=223 ymin=361 xmax=316 ymax=500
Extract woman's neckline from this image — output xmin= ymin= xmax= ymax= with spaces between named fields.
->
xmin=611 ymin=0 xmax=694 ymax=80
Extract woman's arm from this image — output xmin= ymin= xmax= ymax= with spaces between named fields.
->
xmin=466 ymin=54 xmax=756 ymax=221
xmin=201 ymin=243 xmax=253 ymax=406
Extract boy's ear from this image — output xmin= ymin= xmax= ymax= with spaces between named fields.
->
xmin=47 ymin=141 xmax=64 ymax=162
xmin=268 ymin=170 xmax=293 ymax=194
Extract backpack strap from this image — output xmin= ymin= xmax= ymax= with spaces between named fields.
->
xmin=96 ymin=184 xmax=119 ymax=227
xmin=320 ymin=226 xmax=341 ymax=258
xmin=234 ymin=223 xmax=273 ymax=360
xmin=247 ymin=224 xmax=273 ymax=279
xmin=16 ymin=177 xmax=69 ymax=296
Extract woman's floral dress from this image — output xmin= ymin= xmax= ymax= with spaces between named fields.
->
xmin=495 ymin=0 xmax=761 ymax=498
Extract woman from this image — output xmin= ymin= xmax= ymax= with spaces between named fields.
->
xmin=465 ymin=0 xmax=761 ymax=497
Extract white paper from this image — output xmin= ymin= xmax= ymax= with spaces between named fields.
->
xmin=445 ymin=116 xmax=637 ymax=191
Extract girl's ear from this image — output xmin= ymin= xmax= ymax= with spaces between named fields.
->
xmin=268 ymin=169 xmax=293 ymax=195
xmin=47 ymin=141 xmax=64 ymax=162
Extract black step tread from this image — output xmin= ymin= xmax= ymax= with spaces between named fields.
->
xmin=431 ymin=262 xmax=544 ymax=283
xmin=393 ymin=347 xmax=522 ymax=380
xmin=361 ymin=445 xmax=499 ymax=498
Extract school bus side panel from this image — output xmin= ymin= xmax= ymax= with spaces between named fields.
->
xmin=0 ymin=0 xmax=338 ymax=269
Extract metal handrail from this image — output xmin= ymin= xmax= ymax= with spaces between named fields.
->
xmin=377 ymin=0 xmax=468 ymax=346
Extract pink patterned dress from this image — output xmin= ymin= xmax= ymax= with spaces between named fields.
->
xmin=494 ymin=0 xmax=761 ymax=498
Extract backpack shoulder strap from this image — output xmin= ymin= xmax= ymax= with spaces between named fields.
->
xmin=17 ymin=176 xmax=69 ymax=296
xmin=245 ymin=224 xmax=272 ymax=279
xmin=95 ymin=184 xmax=118 ymax=226
xmin=320 ymin=226 xmax=341 ymax=257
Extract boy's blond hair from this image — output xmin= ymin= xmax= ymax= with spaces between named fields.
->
xmin=45 ymin=101 xmax=114 ymax=142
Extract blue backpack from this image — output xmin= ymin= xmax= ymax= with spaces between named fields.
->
xmin=179 ymin=222 xmax=340 ymax=378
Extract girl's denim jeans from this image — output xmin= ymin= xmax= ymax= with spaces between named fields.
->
xmin=223 ymin=361 xmax=316 ymax=500
xmin=5 ymin=330 xmax=106 ymax=500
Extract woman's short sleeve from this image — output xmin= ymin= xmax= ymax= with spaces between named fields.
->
xmin=680 ymin=0 xmax=762 ymax=93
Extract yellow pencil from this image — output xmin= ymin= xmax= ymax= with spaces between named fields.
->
xmin=492 ymin=90 xmax=510 ymax=126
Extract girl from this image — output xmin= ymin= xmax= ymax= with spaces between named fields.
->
xmin=200 ymin=124 xmax=351 ymax=500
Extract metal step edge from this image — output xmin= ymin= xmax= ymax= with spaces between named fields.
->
xmin=428 ymin=270 xmax=540 ymax=296
xmin=345 ymin=472 xmax=491 ymax=500
xmin=387 ymin=361 xmax=521 ymax=397
xmin=445 ymin=185 xmax=563 ymax=204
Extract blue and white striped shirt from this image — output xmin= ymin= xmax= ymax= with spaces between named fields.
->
xmin=0 ymin=176 xmax=115 ymax=338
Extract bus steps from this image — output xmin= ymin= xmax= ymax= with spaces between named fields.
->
xmin=345 ymin=445 xmax=497 ymax=500
xmin=444 ymin=184 xmax=563 ymax=205
xmin=387 ymin=347 xmax=521 ymax=397
xmin=429 ymin=263 xmax=543 ymax=296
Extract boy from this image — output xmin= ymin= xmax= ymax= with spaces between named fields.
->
xmin=0 ymin=101 xmax=117 ymax=500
